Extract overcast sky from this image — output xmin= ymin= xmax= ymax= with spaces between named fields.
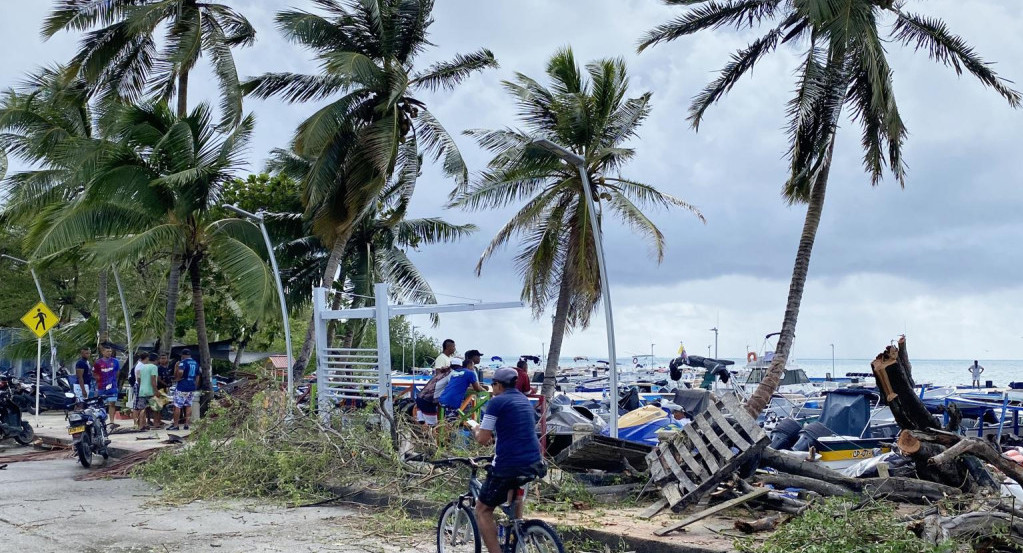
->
xmin=2 ymin=1 xmax=1021 ymax=361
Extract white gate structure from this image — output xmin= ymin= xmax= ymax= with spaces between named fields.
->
xmin=313 ymin=283 xmax=523 ymax=428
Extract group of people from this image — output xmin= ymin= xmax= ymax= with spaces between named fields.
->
xmin=71 ymin=346 xmax=201 ymax=431
xmin=414 ymin=339 xmax=535 ymax=426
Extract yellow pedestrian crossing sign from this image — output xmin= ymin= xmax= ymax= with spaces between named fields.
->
xmin=21 ymin=302 xmax=58 ymax=338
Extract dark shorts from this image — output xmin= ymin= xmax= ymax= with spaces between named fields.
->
xmin=478 ymin=462 xmax=546 ymax=508
xmin=415 ymin=397 xmax=438 ymax=415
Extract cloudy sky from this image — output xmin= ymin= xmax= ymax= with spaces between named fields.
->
xmin=2 ymin=1 xmax=1021 ymax=361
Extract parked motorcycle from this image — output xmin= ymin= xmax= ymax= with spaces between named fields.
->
xmin=0 ymin=376 xmax=35 ymax=445
xmin=66 ymin=397 xmax=110 ymax=467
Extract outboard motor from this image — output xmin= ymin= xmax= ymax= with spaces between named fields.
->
xmin=769 ymin=417 xmax=803 ymax=450
xmin=792 ymin=421 xmax=835 ymax=452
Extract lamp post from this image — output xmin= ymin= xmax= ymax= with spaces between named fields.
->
xmin=223 ymin=204 xmax=294 ymax=402
xmin=830 ymin=343 xmax=835 ymax=375
xmin=2 ymin=254 xmax=56 ymax=373
xmin=411 ymin=325 xmax=417 ymax=370
xmin=650 ymin=343 xmax=655 ymax=368
xmin=710 ymin=326 xmax=718 ymax=359
xmin=530 ymin=138 xmax=621 ymax=438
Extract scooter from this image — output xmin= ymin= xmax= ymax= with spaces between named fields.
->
xmin=0 ymin=376 xmax=35 ymax=446
xmin=66 ymin=397 xmax=110 ymax=468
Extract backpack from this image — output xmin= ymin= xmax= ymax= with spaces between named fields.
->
xmin=418 ymin=367 xmax=450 ymax=403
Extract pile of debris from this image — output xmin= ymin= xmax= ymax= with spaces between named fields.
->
xmin=633 ymin=338 xmax=1023 ymax=548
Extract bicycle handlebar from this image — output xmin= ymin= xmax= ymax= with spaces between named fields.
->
xmin=428 ymin=455 xmax=493 ymax=469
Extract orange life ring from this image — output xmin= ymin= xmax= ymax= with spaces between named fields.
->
xmin=747 ymin=352 xmax=758 ymax=363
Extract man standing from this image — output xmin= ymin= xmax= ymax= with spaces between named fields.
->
xmin=73 ymin=348 xmax=93 ymax=400
xmin=437 ymin=358 xmax=484 ymax=420
xmin=156 ymin=353 xmax=173 ymax=393
xmin=133 ymin=352 xmax=159 ymax=430
xmin=168 ymin=349 xmax=200 ymax=431
xmin=514 ymin=359 xmax=535 ymax=395
xmin=93 ymin=347 xmax=121 ymax=421
xmin=435 ymin=339 xmax=456 ymax=371
xmin=968 ymin=360 xmax=985 ymax=388
xmin=466 ymin=367 xmax=543 ymax=553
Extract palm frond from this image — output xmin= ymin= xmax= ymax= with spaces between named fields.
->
xmin=411 ymin=49 xmax=498 ymax=92
xmin=415 ymin=108 xmax=469 ymax=191
xmin=639 ymin=0 xmax=783 ymax=51
xmin=689 ymin=27 xmax=781 ymax=129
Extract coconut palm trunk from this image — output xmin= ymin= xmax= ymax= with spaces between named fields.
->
xmin=744 ymin=139 xmax=835 ymax=417
xmin=176 ymin=72 xmax=188 ymax=117
xmin=97 ymin=269 xmax=109 ymax=345
xmin=160 ymin=255 xmax=183 ymax=356
xmin=292 ymin=230 xmax=350 ymax=380
xmin=187 ymin=253 xmax=213 ymax=417
xmin=541 ymin=270 xmax=574 ymax=398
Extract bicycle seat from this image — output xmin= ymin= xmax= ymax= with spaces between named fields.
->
xmin=505 ymin=474 xmax=535 ymax=488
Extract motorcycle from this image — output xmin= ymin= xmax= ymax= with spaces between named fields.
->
xmin=66 ymin=397 xmax=110 ymax=467
xmin=0 ymin=376 xmax=35 ymax=446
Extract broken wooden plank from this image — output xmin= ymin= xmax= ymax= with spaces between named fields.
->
xmin=658 ymin=446 xmax=698 ymax=493
xmin=654 ymin=488 xmax=770 ymax=536
xmin=698 ymin=411 xmax=736 ymax=461
xmin=639 ymin=498 xmax=670 ymax=520
xmin=682 ymin=423 xmax=719 ymax=473
xmin=553 ymin=434 xmax=652 ymax=472
xmin=707 ymin=402 xmax=751 ymax=450
xmin=667 ymin=440 xmax=709 ymax=481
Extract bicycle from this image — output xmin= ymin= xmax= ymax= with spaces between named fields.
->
xmin=432 ymin=456 xmax=564 ymax=553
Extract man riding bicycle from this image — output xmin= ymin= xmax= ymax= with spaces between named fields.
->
xmin=466 ymin=367 xmax=543 ymax=553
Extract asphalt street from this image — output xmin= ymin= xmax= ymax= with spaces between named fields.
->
xmin=0 ymin=455 xmax=429 ymax=552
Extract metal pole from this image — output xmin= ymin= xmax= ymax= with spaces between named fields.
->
xmin=411 ymin=326 xmax=416 ymax=370
xmin=576 ymin=166 xmax=620 ymax=438
xmin=112 ymin=266 xmax=132 ymax=371
xmin=651 ymin=343 xmax=655 ymax=368
xmin=2 ymin=255 xmax=57 ymax=372
xmin=35 ymin=338 xmax=41 ymax=426
xmin=224 ymin=205 xmax=294 ymax=403
xmin=830 ymin=344 xmax=835 ymax=374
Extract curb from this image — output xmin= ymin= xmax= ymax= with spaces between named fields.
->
xmin=320 ymin=483 xmax=721 ymax=553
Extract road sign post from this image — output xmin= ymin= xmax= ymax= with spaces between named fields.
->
xmin=21 ymin=302 xmax=58 ymax=425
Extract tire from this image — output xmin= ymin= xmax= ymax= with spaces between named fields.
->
xmin=436 ymin=501 xmax=480 ymax=553
xmin=515 ymin=520 xmax=564 ymax=553
xmin=13 ymin=421 xmax=34 ymax=445
xmin=76 ymin=434 xmax=93 ymax=468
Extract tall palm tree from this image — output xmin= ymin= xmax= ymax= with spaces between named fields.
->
xmin=246 ymin=0 xmax=497 ymax=377
xmin=44 ymin=0 xmax=257 ymax=356
xmin=452 ymin=48 xmax=704 ymax=398
xmin=639 ymin=0 xmax=1021 ymax=416
xmin=28 ymin=102 xmax=277 ymax=408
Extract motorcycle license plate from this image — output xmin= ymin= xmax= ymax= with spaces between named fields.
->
xmin=68 ymin=426 xmax=85 ymax=434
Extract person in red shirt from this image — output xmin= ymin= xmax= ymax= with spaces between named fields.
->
xmin=514 ymin=359 xmax=535 ymax=395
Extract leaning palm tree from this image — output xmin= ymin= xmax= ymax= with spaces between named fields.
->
xmin=44 ymin=0 xmax=257 ymax=356
xmin=29 ymin=102 xmax=277 ymax=409
xmin=246 ymin=0 xmax=497 ymax=376
xmin=452 ymin=48 xmax=704 ymax=398
xmin=639 ymin=0 xmax=1021 ymax=416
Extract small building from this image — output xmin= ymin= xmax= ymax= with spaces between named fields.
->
xmin=265 ymin=355 xmax=289 ymax=379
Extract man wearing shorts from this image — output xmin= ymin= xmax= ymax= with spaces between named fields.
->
xmin=169 ymin=349 xmax=199 ymax=431
xmin=467 ymin=367 xmax=543 ymax=553
xmin=93 ymin=347 xmax=121 ymax=421
xmin=133 ymin=352 xmax=159 ymax=429
xmin=73 ymin=348 xmax=93 ymax=400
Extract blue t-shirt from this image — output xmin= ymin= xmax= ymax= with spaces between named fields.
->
xmin=437 ymin=368 xmax=478 ymax=409
xmin=176 ymin=358 xmax=200 ymax=392
xmin=482 ymin=390 xmax=541 ymax=476
xmin=75 ymin=359 xmax=93 ymax=385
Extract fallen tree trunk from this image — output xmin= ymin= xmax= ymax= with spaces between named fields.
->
xmin=754 ymin=472 xmax=855 ymax=497
xmin=913 ymin=429 xmax=1023 ymax=489
xmin=734 ymin=514 xmax=784 ymax=534
xmin=760 ymin=448 xmax=960 ymax=503
xmin=911 ymin=512 xmax=1023 ymax=547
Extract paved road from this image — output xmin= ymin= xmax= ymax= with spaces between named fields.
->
xmin=0 ymin=458 xmax=430 ymax=552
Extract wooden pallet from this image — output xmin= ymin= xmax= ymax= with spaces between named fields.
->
xmin=646 ymin=399 xmax=768 ymax=511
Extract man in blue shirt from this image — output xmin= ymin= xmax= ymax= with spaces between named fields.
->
xmin=467 ymin=367 xmax=543 ymax=553
xmin=436 ymin=359 xmax=483 ymax=419
xmin=169 ymin=349 xmax=200 ymax=430
xmin=73 ymin=348 xmax=93 ymax=400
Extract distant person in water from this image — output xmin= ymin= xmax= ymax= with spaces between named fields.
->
xmin=968 ymin=360 xmax=985 ymax=388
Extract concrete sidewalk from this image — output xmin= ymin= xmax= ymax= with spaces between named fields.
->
xmin=28 ymin=410 xmax=191 ymax=457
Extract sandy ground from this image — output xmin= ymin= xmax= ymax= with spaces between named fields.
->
xmin=0 ymin=454 xmax=431 ymax=553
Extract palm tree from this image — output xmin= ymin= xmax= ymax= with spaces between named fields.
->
xmin=28 ymin=102 xmax=277 ymax=409
xmin=452 ymin=48 xmax=704 ymax=398
xmin=246 ymin=0 xmax=497 ymax=377
xmin=639 ymin=0 xmax=1021 ymax=416
xmin=44 ymin=0 xmax=257 ymax=356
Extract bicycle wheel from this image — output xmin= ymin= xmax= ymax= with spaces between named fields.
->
xmin=515 ymin=520 xmax=564 ymax=553
xmin=437 ymin=501 xmax=480 ymax=553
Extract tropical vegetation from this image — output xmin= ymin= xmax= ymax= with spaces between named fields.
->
xmin=639 ymin=0 xmax=1021 ymax=416
xmin=452 ymin=47 xmax=703 ymax=397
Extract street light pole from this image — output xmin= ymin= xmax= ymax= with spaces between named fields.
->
xmin=2 ymin=254 xmax=56 ymax=373
xmin=830 ymin=343 xmax=835 ymax=376
xmin=411 ymin=325 xmax=417 ymax=370
xmin=651 ymin=343 xmax=655 ymax=368
xmin=223 ymin=205 xmax=294 ymax=403
xmin=531 ymin=138 xmax=621 ymax=438
xmin=710 ymin=327 xmax=719 ymax=359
